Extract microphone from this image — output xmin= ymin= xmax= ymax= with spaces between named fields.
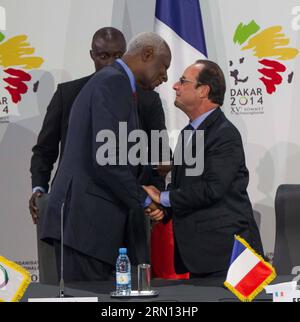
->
xmin=58 ymin=202 xmax=72 ymax=298
xmin=28 ymin=201 xmax=98 ymax=301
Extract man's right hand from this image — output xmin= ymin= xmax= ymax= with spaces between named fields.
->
xmin=29 ymin=191 xmax=44 ymax=224
xmin=145 ymin=201 xmax=165 ymax=222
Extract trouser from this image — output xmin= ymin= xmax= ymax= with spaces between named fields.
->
xmin=174 ymin=237 xmax=227 ymax=278
xmin=53 ymin=240 xmax=114 ymax=283
xmin=36 ymin=193 xmax=58 ymax=285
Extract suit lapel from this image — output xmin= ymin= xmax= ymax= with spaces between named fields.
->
xmin=112 ymin=62 xmax=140 ymax=129
xmin=172 ymin=128 xmax=188 ymax=187
xmin=189 ymin=107 xmax=222 ymax=149
xmin=198 ymin=107 xmax=222 ymax=131
xmin=132 ymin=92 xmax=141 ymax=129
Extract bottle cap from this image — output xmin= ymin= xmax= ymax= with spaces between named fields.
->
xmin=119 ymin=248 xmax=127 ymax=254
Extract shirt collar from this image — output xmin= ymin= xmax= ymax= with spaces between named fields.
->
xmin=116 ymin=58 xmax=136 ymax=93
xmin=190 ymin=108 xmax=217 ymax=130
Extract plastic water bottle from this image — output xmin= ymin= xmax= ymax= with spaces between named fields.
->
xmin=116 ymin=248 xmax=131 ymax=295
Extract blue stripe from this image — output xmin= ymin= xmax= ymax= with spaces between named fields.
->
xmin=229 ymin=238 xmax=246 ymax=265
xmin=155 ymin=0 xmax=207 ymax=56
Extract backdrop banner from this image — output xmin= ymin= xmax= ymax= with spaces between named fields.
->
xmin=216 ymin=0 xmax=300 ymax=254
xmin=0 ymin=1 xmax=299 ymax=282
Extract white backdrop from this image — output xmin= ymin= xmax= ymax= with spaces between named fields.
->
xmin=0 ymin=0 xmax=299 ymax=281
xmin=209 ymin=0 xmax=300 ymax=253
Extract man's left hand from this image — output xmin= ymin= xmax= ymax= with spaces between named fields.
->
xmin=143 ymin=185 xmax=161 ymax=204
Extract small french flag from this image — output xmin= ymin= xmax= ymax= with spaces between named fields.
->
xmin=224 ymin=235 xmax=276 ymax=302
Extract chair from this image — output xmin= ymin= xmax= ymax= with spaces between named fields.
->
xmin=253 ymin=210 xmax=261 ymax=230
xmin=273 ymin=184 xmax=300 ymax=274
xmin=36 ymin=193 xmax=58 ymax=284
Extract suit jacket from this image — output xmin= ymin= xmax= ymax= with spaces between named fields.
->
xmin=168 ymin=108 xmax=264 ymax=274
xmin=40 ymin=62 xmax=151 ymax=265
xmin=30 ymin=74 xmax=169 ymax=192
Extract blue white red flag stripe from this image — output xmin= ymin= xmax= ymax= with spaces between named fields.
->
xmin=155 ymin=0 xmax=207 ymax=55
xmin=224 ymin=235 xmax=276 ymax=301
xmin=229 ymin=235 xmax=246 ymax=265
xmin=154 ymin=0 xmax=208 ymax=140
xmin=234 ymin=261 xmax=274 ymax=297
xmin=151 ymin=0 xmax=208 ymax=280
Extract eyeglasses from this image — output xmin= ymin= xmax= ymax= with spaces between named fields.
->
xmin=178 ymin=77 xmax=204 ymax=86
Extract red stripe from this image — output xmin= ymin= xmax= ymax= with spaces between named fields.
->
xmin=234 ymin=261 xmax=273 ymax=297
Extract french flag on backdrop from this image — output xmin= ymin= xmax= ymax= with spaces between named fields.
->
xmin=151 ymin=0 xmax=207 ymax=280
xmin=154 ymin=0 xmax=207 ymax=139
xmin=224 ymin=235 xmax=276 ymax=302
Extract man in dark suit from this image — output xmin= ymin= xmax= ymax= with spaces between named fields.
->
xmin=39 ymin=32 xmax=171 ymax=282
xmin=144 ymin=60 xmax=264 ymax=278
xmin=29 ymin=27 xmax=169 ymax=223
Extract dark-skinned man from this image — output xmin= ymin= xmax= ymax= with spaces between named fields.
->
xmin=29 ymin=27 xmax=170 ymax=283
xmin=30 ymin=27 xmax=170 ymax=223
xmin=39 ymin=32 xmax=171 ymax=282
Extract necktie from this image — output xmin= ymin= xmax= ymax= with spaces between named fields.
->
xmin=181 ymin=123 xmax=194 ymax=146
xmin=173 ymin=123 xmax=194 ymax=169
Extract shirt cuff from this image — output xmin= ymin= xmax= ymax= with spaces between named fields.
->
xmin=160 ymin=191 xmax=171 ymax=207
xmin=143 ymin=195 xmax=152 ymax=208
xmin=32 ymin=186 xmax=46 ymax=194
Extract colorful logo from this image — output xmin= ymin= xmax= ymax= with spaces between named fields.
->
xmin=0 ymin=32 xmax=44 ymax=104
xmin=0 ymin=264 xmax=9 ymax=289
xmin=231 ymin=20 xmax=299 ymax=94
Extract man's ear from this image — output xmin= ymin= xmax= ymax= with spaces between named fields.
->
xmin=201 ymin=84 xmax=210 ymax=98
xmin=141 ymin=46 xmax=154 ymax=62
xmin=90 ymin=50 xmax=94 ymax=61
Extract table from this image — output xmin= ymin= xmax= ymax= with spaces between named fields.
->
xmin=22 ymin=275 xmax=293 ymax=302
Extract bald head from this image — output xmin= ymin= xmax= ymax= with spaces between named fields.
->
xmin=90 ymin=27 xmax=126 ymax=71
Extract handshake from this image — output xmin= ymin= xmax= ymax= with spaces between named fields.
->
xmin=142 ymin=185 xmax=165 ymax=223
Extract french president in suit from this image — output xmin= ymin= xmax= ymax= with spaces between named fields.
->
xmin=144 ymin=60 xmax=264 ymax=279
xmin=40 ymin=32 xmax=171 ymax=282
